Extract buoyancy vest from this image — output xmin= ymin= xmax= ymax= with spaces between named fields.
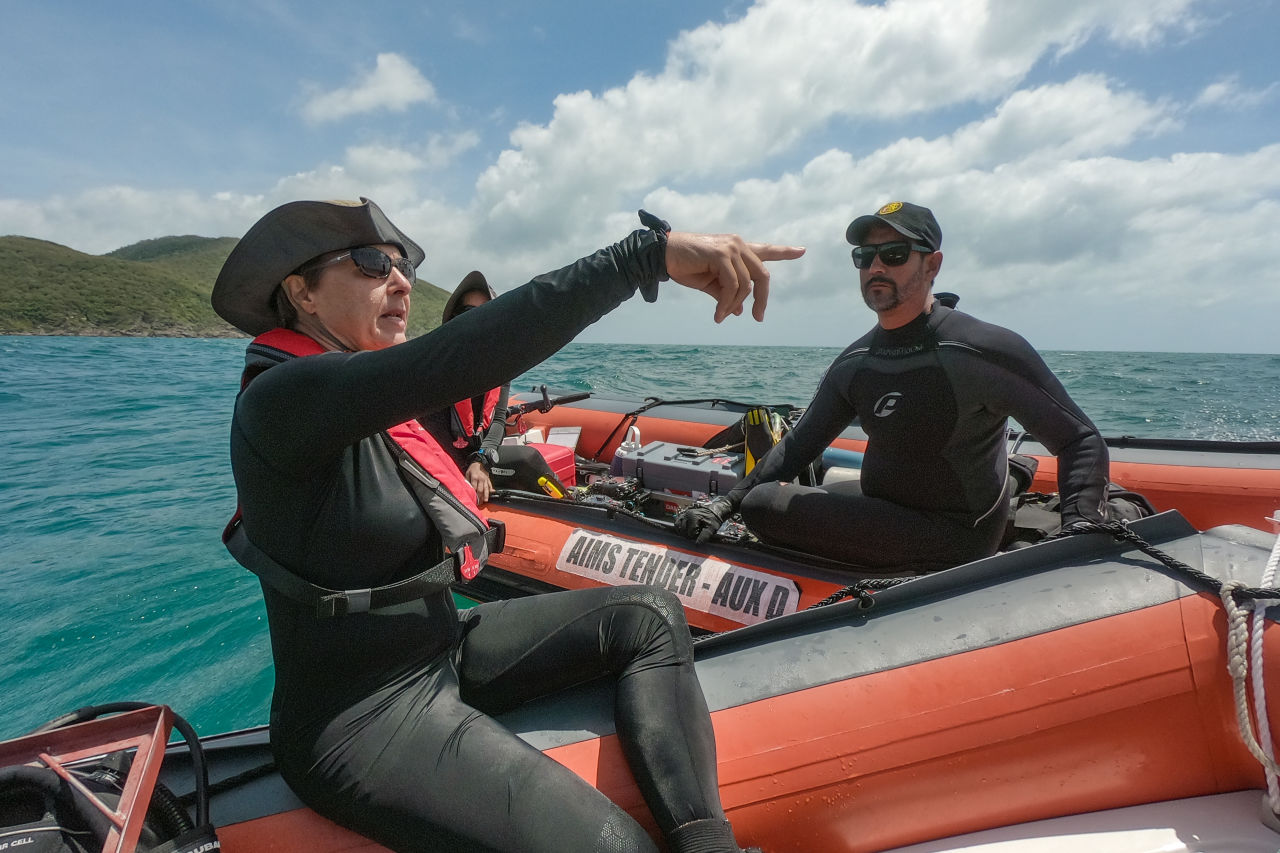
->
xmin=450 ymin=387 xmax=503 ymax=449
xmin=222 ymin=328 xmax=504 ymax=618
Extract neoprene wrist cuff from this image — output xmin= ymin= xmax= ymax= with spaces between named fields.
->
xmin=637 ymin=209 xmax=671 ymax=300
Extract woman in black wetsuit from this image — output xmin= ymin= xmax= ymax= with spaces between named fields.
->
xmin=211 ymin=197 xmax=802 ymax=853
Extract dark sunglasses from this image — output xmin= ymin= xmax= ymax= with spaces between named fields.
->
xmin=851 ymin=241 xmax=933 ymax=270
xmin=300 ymin=246 xmax=416 ymax=284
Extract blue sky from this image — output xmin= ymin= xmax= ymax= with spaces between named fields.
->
xmin=3 ymin=0 xmax=1278 ymax=352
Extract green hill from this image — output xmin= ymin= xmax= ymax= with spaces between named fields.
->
xmin=0 ymin=234 xmax=449 ymax=338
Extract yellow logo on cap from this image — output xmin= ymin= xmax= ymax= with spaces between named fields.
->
xmin=878 ymin=202 xmax=904 ymax=215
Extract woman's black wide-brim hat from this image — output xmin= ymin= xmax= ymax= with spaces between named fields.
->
xmin=211 ymin=197 xmax=425 ymax=336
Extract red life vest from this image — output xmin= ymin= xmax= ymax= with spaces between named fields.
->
xmin=248 ymin=329 xmax=483 ymax=519
xmin=450 ymin=387 xmax=503 ymax=449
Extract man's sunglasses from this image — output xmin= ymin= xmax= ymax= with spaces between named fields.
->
xmin=299 ymin=247 xmax=416 ymax=284
xmin=851 ymin=241 xmax=933 ymax=270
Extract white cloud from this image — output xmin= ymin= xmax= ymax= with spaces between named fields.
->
xmin=300 ymin=53 xmax=437 ymax=123
xmin=0 ymin=139 xmax=462 ymax=253
xmin=0 ymin=187 xmax=264 ymax=254
xmin=1192 ymin=75 xmax=1279 ymax=110
xmin=422 ymin=132 xmax=482 ymax=170
xmin=6 ymin=0 xmax=1278 ymax=352
xmin=344 ymin=145 xmax=425 ymax=180
xmin=466 ymin=0 xmax=1206 ymax=254
xmin=599 ymin=137 xmax=1280 ymax=349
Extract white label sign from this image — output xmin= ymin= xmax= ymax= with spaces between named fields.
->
xmin=556 ymin=529 xmax=799 ymax=625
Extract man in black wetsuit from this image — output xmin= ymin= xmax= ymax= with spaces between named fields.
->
xmin=675 ymin=201 xmax=1109 ymax=571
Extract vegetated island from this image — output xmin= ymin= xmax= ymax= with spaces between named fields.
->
xmin=0 ymin=234 xmax=448 ymax=338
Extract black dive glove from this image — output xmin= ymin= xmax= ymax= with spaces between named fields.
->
xmin=674 ymin=496 xmax=736 ymax=543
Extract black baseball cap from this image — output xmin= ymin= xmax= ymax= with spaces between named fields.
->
xmin=846 ymin=201 xmax=942 ymax=252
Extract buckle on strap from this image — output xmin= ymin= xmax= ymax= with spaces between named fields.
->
xmin=313 ymin=522 xmax=508 ymax=615
xmin=486 ymin=518 xmax=506 ymax=553
xmin=317 ymin=588 xmax=373 ymax=618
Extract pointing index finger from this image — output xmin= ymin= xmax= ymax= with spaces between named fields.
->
xmin=743 ymin=243 xmax=804 ymax=321
xmin=747 ymin=243 xmax=807 ymax=262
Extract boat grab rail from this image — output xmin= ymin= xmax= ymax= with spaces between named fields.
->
xmin=506 ymin=385 xmax=593 ymax=419
xmin=810 ymin=520 xmax=1280 ymax=613
xmin=585 ymin=396 xmax=802 ymax=463
xmin=1006 ymin=426 xmax=1280 ymax=455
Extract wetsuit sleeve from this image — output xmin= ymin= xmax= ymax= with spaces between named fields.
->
xmin=726 ymin=364 xmax=857 ymax=505
xmin=237 ymin=230 xmax=666 ymax=473
xmin=979 ymin=332 xmax=1110 ymax=526
xmin=481 ymin=385 xmax=510 ymax=454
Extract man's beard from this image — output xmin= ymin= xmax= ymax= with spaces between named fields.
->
xmin=862 ymin=278 xmax=900 ymax=312
xmin=862 ymin=267 xmax=924 ymax=313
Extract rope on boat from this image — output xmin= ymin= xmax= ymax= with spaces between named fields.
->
xmin=1221 ymin=581 xmax=1280 ymax=777
xmin=1051 ymin=521 xmax=1280 ymax=602
xmin=800 ymin=520 xmax=1280 ymax=611
xmin=808 ymin=577 xmax=908 ymax=609
xmin=1253 ymin=524 xmax=1280 ymax=812
xmin=1219 ymin=525 xmax=1280 ymax=814
xmin=1260 ymin=518 xmax=1280 ymax=814
xmin=1064 ymin=521 xmax=1280 ymax=802
xmin=679 ymin=442 xmax=745 ymax=458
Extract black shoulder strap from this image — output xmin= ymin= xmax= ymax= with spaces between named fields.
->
xmin=223 ymin=517 xmax=504 ymax=618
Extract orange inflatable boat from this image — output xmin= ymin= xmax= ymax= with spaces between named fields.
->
xmin=6 ymin=391 xmax=1279 ymax=853
xmin=473 ymin=390 xmax=1280 ymax=633
xmin=8 ymin=510 xmax=1277 ymax=852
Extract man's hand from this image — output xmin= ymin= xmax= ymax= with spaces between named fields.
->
xmin=673 ymin=496 xmax=736 ymax=543
xmin=665 ymin=232 xmax=805 ymax=323
xmin=467 ymin=462 xmax=494 ymax=504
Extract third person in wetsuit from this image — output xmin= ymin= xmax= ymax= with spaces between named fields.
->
xmin=674 ymin=201 xmax=1109 ymax=572
xmin=420 ymin=271 xmax=510 ymax=504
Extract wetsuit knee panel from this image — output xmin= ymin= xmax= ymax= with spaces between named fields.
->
xmin=600 ymin=586 xmax=694 ymax=667
xmin=739 ymin=480 xmax=790 ymax=527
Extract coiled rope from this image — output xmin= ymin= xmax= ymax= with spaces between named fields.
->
xmin=1220 ymin=517 xmax=1280 ymax=817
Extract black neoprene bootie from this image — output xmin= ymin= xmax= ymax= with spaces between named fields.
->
xmin=668 ymin=818 xmax=762 ymax=853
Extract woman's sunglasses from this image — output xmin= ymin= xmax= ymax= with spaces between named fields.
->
xmin=851 ymin=241 xmax=933 ymax=270
xmin=299 ymin=246 xmax=416 ymax=284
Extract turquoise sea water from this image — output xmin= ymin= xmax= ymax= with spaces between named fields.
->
xmin=1 ymin=336 xmax=1278 ymax=740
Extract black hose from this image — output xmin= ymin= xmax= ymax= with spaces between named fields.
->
xmin=145 ymin=780 xmax=196 ymax=837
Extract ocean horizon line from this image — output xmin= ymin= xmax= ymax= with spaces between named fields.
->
xmin=3 ymin=333 xmax=1276 ymax=358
